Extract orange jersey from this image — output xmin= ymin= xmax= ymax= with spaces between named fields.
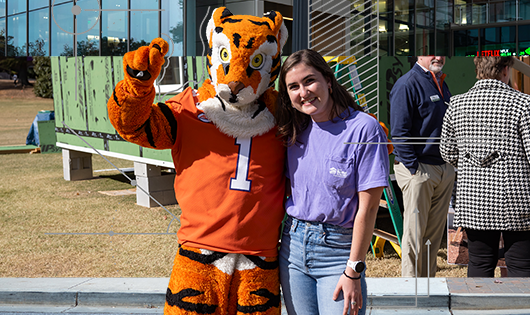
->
xmin=166 ymin=88 xmax=286 ymax=257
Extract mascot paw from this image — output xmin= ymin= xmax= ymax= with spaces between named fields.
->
xmin=123 ymin=38 xmax=169 ymax=87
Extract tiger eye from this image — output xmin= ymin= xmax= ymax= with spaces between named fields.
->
xmin=251 ymin=54 xmax=264 ymax=69
xmin=220 ymin=48 xmax=230 ymax=62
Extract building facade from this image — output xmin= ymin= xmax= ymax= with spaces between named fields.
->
xmin=0 ymin=0 xmax=292 ymax=58
xmin=0 ymin=0 xmax=528 ymax=61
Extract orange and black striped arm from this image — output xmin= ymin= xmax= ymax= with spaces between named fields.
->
xmin=107 ymin=38 xmax=177 ymax=150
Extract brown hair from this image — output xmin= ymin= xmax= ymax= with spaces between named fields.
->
xmin=474 ymin=56 xmax=514 ymax=80
xmin=275 ymin=49 xmax=363 ymax=146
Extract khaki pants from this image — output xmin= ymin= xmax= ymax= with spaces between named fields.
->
xmin=394 ymin=162 xmax=455 ymax=277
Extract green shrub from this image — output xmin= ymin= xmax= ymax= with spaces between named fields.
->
xmin=33 ymin=56 xmax=53 ymax=98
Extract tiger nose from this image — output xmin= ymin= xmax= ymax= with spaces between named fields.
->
xmin=228 ymin=81 xmax=245 ymax=95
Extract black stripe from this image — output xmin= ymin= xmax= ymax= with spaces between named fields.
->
xmin=166 ymin=288 xmax=218 ymax=314
xmin=236 ymin=289 xmax=280 ymax=313
xmin=214 ymin=26 xmax=223 ymax=34
xmin=250 ymin=100 xmax=268 ymax=120
xmin=223 ymin=63 xmax=230 ymax=76
xmin=264 ymin=11 xmax=277 ymax=23
xmin=157 ymin=102 xmax=177 ymax=144
xmin=266 ymin=35 xmax=277 ymax=44
xmin=179 ymin=246 xmax=228 ymax=264
xmin=245 ymin=37 xmax=255 ymax=49
xmin=216 ymin=96 xmax=226 ymax=111
xmin=269 ymin=65 xmax=280 ymax=83
xmin=112 ymin=89 xmax=120 ymax=107
xmin=246 ymin=66 xmax=255 ymax=79
xmin=271 ymin=54 xmax=281 ymax=68
xmin=249 ymin=20 xmax=271 ymax=30
xmin=233 ymin=33 xmax=241 ymax=48
xmin=136 ymin=118 xmax=156 ymax=148
xmin=126 ymin=64 xmax=152 ymax=81
xmin=222 ymin=18 xmax=242 ymax=23
xmin=220 ymin=8 xmax=233 ymax=19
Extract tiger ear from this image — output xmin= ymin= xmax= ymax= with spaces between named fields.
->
xmin=206 ymin=7 xmax=233 ymax=44
xmin=264 ymin=11 xmax=288 ymax=52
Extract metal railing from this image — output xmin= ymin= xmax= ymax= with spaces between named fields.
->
xmin=308 ymin=0 xmax=380 ymax=118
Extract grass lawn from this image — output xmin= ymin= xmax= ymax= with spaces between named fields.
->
xmin=0 ymin=84 xmax=474 ymax=278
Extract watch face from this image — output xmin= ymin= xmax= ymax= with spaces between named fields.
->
xmin=355 ymin=261 xmax=365 ymax=273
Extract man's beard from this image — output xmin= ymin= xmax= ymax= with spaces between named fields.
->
xmin=429 ymin=62 xmax=444 ymax=73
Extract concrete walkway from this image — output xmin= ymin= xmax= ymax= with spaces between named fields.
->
xmin=1 ymin=277 xmax=530 ymax=314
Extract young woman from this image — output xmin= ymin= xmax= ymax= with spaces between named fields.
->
xmin=275 ymin=49 xmax=389 ymax=315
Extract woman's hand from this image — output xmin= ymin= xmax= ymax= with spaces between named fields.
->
xmin=333 ymin=272 xmax=362 ymax=315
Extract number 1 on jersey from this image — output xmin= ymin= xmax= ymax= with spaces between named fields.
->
xmin=230 ymin=137 xmax=252 ymax=191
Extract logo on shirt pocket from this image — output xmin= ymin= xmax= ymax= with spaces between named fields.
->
xmin=324 ymin=158 xmax=354 ymax=190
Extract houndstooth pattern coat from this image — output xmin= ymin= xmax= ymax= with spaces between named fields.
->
xmin=441 ymin=79 xmax=530 ymax=231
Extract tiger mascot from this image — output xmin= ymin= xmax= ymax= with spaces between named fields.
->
xmin=107 ymin=7 xmax=288 ymax=315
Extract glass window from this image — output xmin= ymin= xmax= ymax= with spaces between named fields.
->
xmin=51 ymin=2 xmax=73 ymax=56
xmin=74 ymin=0 xmax=99 ymax=56
xmin=130 ymin=0 xmax=159 ymax=50
xmin=395 ymin=0 xmax=414 ymax=55
xmin=472 ymin=1 xmax=487 ymax=24
xmin=488 ymin=0 xmax=517 ymax=23
xmin=8 ymin=0 xmax=26 ymax=15
xmin=519 ymin=25 xmax=530 ymax=56
xmin=437 ymin=0 xmax=453 ymax=27
xmin=0 ymin=18 xmax=5 ymax=56
xmin=480 ymin=26 xmax=516 ymax=56
xmin=0 ymin=0 xmax=5 ymax=18
xmin=416 ymin=0 xmax=435 ymax=56
xmin=29 ymin=0 xmax=49 ymax=11
xmin=7 ymin=13 xmax=26 ymax=56
xmin=158 ymin=0 xmax=183 ymax=87
xmin=520 ymin=0 xmax=530 ymax=20
xmin=161 ymin=0 xmax=183 ymax=57
xmin=377 ymin=0 xmax=393 ymax=56
xmin=453 ymin=29 xmax=478 ymax=56
xmin=29 ymin=8 xmax=49 ymax=56
xmin=101 ymin=0 xmax=127 ymax=56
xmin=436 ymin=0 xmax=452 ymax=55
xmin=454 ymin=0 xmax=471 ymax=25
xmin=346 ymin=0 xmax=375 ymax=57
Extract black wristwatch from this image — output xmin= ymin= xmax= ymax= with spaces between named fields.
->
xmin=347 ymin=260 xmax=366 ymax=273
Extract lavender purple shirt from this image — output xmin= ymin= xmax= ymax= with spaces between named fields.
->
xmin=286 ymin=109 xmax=390 ymax=228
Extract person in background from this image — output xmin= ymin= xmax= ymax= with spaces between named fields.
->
xmin=390 ymin=56 xmax=456 ymax=278
xmin=275 ymin=49 xmax=389 ymax=315
xmin=441 ymin=56 xmax=530 ymax=277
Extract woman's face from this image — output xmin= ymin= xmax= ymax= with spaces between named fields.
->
xmin=284 ymin=63 xmax=333 ymax=123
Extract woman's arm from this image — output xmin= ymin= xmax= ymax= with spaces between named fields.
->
xmin=333 ymin=186 xmax=384 ymax=315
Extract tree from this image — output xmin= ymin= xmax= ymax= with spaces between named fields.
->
xmin=61 ymin=39 xmax=99 ymax=56
xmin=29 ymin=39 xmax=47 ymax=57
xmin=33 ymin=56 xmax=53 ymax=98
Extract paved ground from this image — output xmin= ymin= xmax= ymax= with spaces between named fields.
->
xmin=1 ymin=277 xmax=530 ymax=314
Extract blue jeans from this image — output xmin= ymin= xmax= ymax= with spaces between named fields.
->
xmin=279 ymin=216 xmax=367 ymax=315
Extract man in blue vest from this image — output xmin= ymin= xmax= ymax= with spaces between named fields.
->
xmin=390 ymin=56 xmax=455 ymax=277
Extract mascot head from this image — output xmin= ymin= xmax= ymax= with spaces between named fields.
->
xmin=205 ymin=7 xmax=288 ymax=107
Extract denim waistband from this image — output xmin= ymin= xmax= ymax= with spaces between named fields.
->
xmin=287 ymin=215 xmax=353 ymax=233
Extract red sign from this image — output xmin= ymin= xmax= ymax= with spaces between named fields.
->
xmin=477 ymin=50 xmax=500 ymax=56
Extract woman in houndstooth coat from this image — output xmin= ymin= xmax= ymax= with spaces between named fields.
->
xmin=440 ymin=56 xmax=530 ymax=277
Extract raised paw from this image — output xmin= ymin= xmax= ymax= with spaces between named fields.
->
xmin=123 ymin=38 xmax=169 ymax=86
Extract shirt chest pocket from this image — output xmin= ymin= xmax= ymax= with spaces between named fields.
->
xmin=324 ymin=157 xmax=354 ymax=191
